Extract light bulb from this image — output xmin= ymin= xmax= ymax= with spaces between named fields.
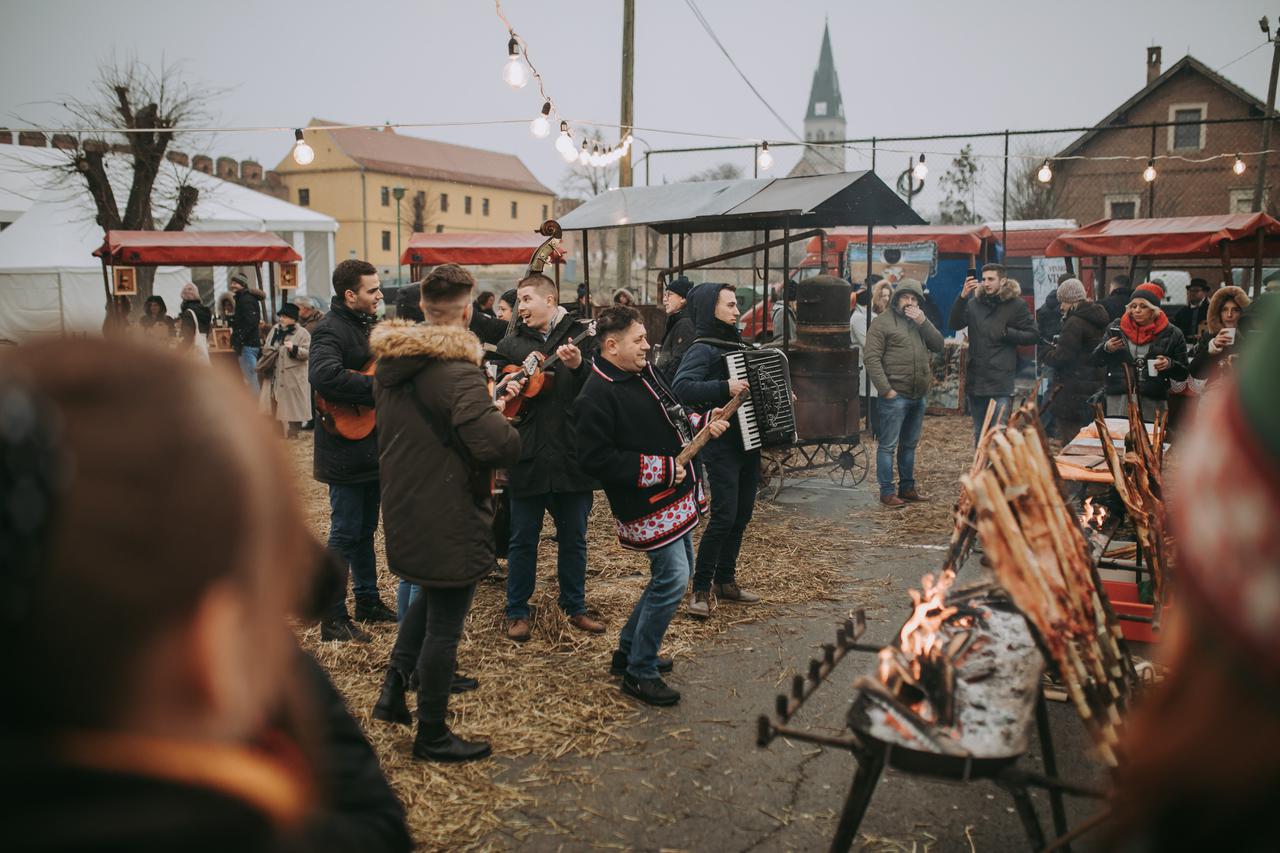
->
xmin=559 ymin=141 xmax=578 ymax=163
xmin=530 ymin=102 xmax=552 ymax=138
xmin=292 ymin=129 xmax=314 ymax=166
xmin=912 ymin=154 xmax=928 ymax=181
xmin=1037 ymin=160 xmax=1052 ymax=183
xmin=502 ymin=37 xmax=528 ymax=89
xmin=1143 ymin=160 xmax=1157 ymax=182
xmin=1233 ymin=154 xmax=1247 ymax=176
xmin=757 ymin=141 xmax=774 ymax=171
xmin=578 ymin=141 xmax=590 ymax=165
xmin=590 ymin=146 xmax=604 ymax=168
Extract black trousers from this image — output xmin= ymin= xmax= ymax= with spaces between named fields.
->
xmin=692 ymin=442 xmax=760 ymax=592
xmin=388 ymin=583 xmax=476 ymax=726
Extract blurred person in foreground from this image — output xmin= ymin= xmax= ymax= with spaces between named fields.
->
xmin=1042 ymin=278 xmax=1108 ymax=442
xmin=367 ymin=264 xmax=521 ymax=762
xmin=1094 ymin=282 xmax=1189 ymax=421
xmin=1108 ymin=298 xmax=1280 ymax=852
xmin=0 ymin=339 xmax=410 ymax=852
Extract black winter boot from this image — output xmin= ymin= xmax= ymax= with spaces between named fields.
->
xmin=372 ymin=667 xmax=412 ymax=725
xmin=412 ymin=722 xmax=492 ymax=763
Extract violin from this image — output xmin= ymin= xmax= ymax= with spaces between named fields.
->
xmin=493 ymin=321 xmax=597 ymax=421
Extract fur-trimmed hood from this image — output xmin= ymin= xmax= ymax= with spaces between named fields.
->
xmin=1206 ymin=285 xmax=1251 ymax=335
xmin=371 ymin=320 xmax=483 ymax=388
xmin=978 ymin=276 xmax=1023 ymax=304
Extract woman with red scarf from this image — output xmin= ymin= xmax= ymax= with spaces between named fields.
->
xmin=1093 ymin=281 xmax=1189 ymax=421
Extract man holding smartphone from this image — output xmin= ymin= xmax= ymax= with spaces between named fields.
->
xmin=949 ymin=263 xmax=1038 ymax=444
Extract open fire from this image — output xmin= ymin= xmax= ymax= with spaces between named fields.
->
xmin=1080 ymin=497 xmax=1108 ymax=530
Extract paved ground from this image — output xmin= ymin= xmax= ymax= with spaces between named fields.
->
xmin=481 ymin=470 xmax=1111 ymax=852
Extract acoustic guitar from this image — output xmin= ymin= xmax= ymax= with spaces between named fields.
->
xmin=315 ymin=359 xmax=376 ymax=440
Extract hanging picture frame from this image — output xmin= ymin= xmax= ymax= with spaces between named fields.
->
xmin=112 ymin=266 xmax=138 ymax=296
xmin=279 ymin=262 xmax=298 ymax=290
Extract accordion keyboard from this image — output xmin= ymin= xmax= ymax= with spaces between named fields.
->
xmin=725 ymin=349 xmax=797 ymax=451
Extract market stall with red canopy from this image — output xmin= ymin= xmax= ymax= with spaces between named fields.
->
xmin=401 ymin=231 xmax=564 ymax=284
xmin=1044 ymin=213 xmax=1280 ymax=297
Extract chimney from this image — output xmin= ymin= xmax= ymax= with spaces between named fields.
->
xmin=166 ymin=150 xmax=190 ymax=166
xmin=1147 ymin=46 xmax=1163 ymax=86
xmin=192 ymin=154 xmax=213 ymax=174
xmin=18 ymin=131 xmax=47 ymax=147
xmin=216 ymin=156 xmax=238 ymax=180
xmin=51 ymin=134 xmax=77 ymax=151
xmin=240 ymin=160 xmax=263 ymax=183
xmin=0 ymin=128 xmax=11 ymax=145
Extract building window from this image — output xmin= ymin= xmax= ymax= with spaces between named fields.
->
xmin=1105 ymin=193 xmax=1141 ymax=220
xmin=510 ymin=201 xmax=518 ymax=218
xmin=297 ymin=188 xmax=310 ymax=206
xmin=1167 ymin=103 xmax=1207 ymax=151
xmin=482 ymin=198 xmax=490 ymax=216
xmin=381 ymin=230 xmax=391 ymax=251
xmin=541 ymin=204 xmax=548 ymax=220
xmin=435 ymin=224 xmax=445 ymax=233
xmin=814 ymin=101 xmax=827 ymax=116
xmin=415 ymin=190 xmax=425 ymax=207
xmin=1229 ymin=188 xmax=1259 ymax=213
xmin=464 ymin=196 xmax=472 ymax=214
xmin=380 ymin=186 xmax=390 ymax=206
xmin=440 ymin=193 xmax=449 ymax=212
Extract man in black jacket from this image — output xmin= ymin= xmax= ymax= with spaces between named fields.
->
xmin=1173 ymin=278 xmax=1211 ymax=343
xmin=673 ymin=283 xmax=760 ymax=619
xmin=574 ymin=306 xmax=730 ymax=706
xmin=309 ymin=259 xmax=395 ymax=641
xmin=1100 ymin=274 xmax=1133 ymax=321
xmin=229 ymin=272 xmax=263 ymax=394
xmin=949 ymin=263 xmax=1039 ymax=444
xmin=496 ymin=273 xmax=604 ymax=642
xmin=654 ymin=275 xmax=695 ymax=382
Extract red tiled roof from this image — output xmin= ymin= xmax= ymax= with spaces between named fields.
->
xmin=313 ymin=120 xmax=555 ymax=196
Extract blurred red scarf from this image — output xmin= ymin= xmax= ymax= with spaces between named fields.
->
xmin=1121 ymin=310 xmax=1168 ymax=345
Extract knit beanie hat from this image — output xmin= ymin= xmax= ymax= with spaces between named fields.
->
xmin=278 ymin=303 xmax=300 ymax=321
xmin=667 ymin=276 xmax=693 ymax=299
xmin=1130 ymin=281 xmax=1165 ymax=307
xmin=1056 ymin=278 xmax=1087 ymax=303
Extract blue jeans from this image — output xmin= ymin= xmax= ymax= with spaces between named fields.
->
xmin=238 ymin=346 xmax=261 ymax=395
xmin=326 ymin=481 xmax=381 ymax=618
xmin=397 ymin=581 xmax=420 ymax=623
xmin=876 ymin=394 xmax=926 ymax=498
xmin=968 ymin=394 xmax=1012 ymax=445
xmin=620 ymin=532 xmax=693 ymax=679
xmin=505 ymin=490 xmax=593 ymax=620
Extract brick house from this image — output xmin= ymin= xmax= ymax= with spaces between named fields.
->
xmin=1052 ymin=47 xmax=1279 ymax=223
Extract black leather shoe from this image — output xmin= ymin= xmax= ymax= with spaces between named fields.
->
xmin=372 ymin=668 xmax=412 ymax=724
xmin=355 ymin=597 xmax=397 ymax=623
xmin=450 ymin=673 xmax=479 ymax=694
xmin=621 ymin=673 xmax=681 ymax=706
xmin=320 ymin=617 xmax=371 ymax=643
xmin=412 ymin=723 xmax=492 ymax=763
xmin=610 ymin=649 xmax=673 ymax=677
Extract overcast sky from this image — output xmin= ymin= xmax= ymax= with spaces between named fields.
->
xmin=2 ymin=0 xmax=1276 ymax=198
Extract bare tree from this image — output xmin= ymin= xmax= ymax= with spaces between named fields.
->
xmin=937 ymin=145 xmax=982 ymax=225
xmin=561 ymin=129 xmax=620 ymax=287
xmin=998 ymin=149 xmax=1059 ymax=221
xmin=686 ymin=162 xmax=743 ymax=183
xmin=48 ymin=58 xmax=215 ymax=303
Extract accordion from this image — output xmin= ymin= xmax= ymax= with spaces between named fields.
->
xmin=725 ymin=349 xmax=797 ymax=451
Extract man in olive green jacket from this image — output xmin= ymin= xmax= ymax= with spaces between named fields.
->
xmin=864 ymin=279 xmax=945 ymax=508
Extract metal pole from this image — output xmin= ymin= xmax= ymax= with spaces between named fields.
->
xmin=1254 ymin=32 xmax=1280 ymax=213
xmin=645 ymin=151 xmax=651 ymax=187
xmin=1148 ymin=124 xmax=1157 ymax=217
xmin=395 ymin=202 xmax=402 ymax=285
xmin=782 ymin=226 xmax=791 ymax=352
xmin=582 ymin=229 xmax=591 ymax=316
xmin=753 ymin=144 xmax=759 ymax=179
xmin=761 ymin=228 xmax=770 ymax=342
xmin=1001 ymin=130 xmax=1009 ymax=251
xmin=617 ymin=0 xmax=636 ymax=297
xmin=864 ymin=225 xmax=874 ymax=435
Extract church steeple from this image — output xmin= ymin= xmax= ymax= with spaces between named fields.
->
xmin=791 ymin=21 xmax=846 ymax=177
xmin=805 ymin=22 xmax=844 ymax=124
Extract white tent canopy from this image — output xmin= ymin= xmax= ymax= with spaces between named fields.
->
xmin=0 ymin=144 xmax=337 ymax=343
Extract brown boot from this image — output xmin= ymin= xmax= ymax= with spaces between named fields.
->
xmin=712 ymin=582 xmax=760 ymax=604
xmin=898 ymin=487 xmax=929 ymax=503
xmin=880 ymin=494 xmax=907 ymax=509
xmin=687 ymin=591 xmax=711 ymax=619
xmin=506 ymin=618 xmax=531 ymax=642
xmin=568 ymin=613 xmax=606 ymax=634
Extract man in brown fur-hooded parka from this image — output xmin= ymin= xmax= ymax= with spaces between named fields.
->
xmin=368 ymin=263 xmax=521 ymax=765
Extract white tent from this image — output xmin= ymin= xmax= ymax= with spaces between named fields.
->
xmin=0 ymin=144 xmax=337 ymax=343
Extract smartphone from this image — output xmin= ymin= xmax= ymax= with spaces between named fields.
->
xmin=966 ymin=267 xmax=978 ymax=280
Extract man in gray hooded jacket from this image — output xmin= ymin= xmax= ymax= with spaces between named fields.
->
xmin=864 ymin=279 xmax=944 ymax=508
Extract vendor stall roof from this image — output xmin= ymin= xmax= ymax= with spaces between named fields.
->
xmin=94 ymin=230 xmax=302 ymax=266
xmin=401 ymin=230 xmax=564 ymax=266
xmin=1044 ymin=212 xmax=1280 ymax=259
xmin=814 ymin=224 xmax=998 ymax=256
xmin=556 ymin=170 xmax=925 ymax=234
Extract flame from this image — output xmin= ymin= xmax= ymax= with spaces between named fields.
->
xmin=1080 ymin=497 xmax=1109 ymax=530
xmin=892 ymin=570 xmax=959 ymax=688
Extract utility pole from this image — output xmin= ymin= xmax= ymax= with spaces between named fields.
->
xmin=1252 ymin=16 xmax=1279 ymax=214
xmin=617 ymin=0 xmax=635 ymax=299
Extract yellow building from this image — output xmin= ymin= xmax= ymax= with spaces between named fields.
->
xmin=274 ymin=119 xmax=556 ymax=285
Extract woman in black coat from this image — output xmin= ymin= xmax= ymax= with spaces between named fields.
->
xmin=177 ymin=283 xmax=212 ymax=351
xmin=1042 ymin=279 xmax=1108 ymax=441
xmin=1093 ymin=282 xmax=1188 ymax=421
xmin=1189 ymin=285 xmax=1251 ymax=389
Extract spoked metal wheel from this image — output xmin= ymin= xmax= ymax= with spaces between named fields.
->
xmin=758 ymin=449 xmax=790 ymax=501
xmin=821 ymin=442 xmax=869 ymax=489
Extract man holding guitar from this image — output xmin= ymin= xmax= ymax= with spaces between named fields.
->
xmin=574 ymin=306 xmax=732 ymax=706
xmin=309 ymin=258 xmax=396 ymax=641
xmin=495 ymin=272 xmax=603 ymax=642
